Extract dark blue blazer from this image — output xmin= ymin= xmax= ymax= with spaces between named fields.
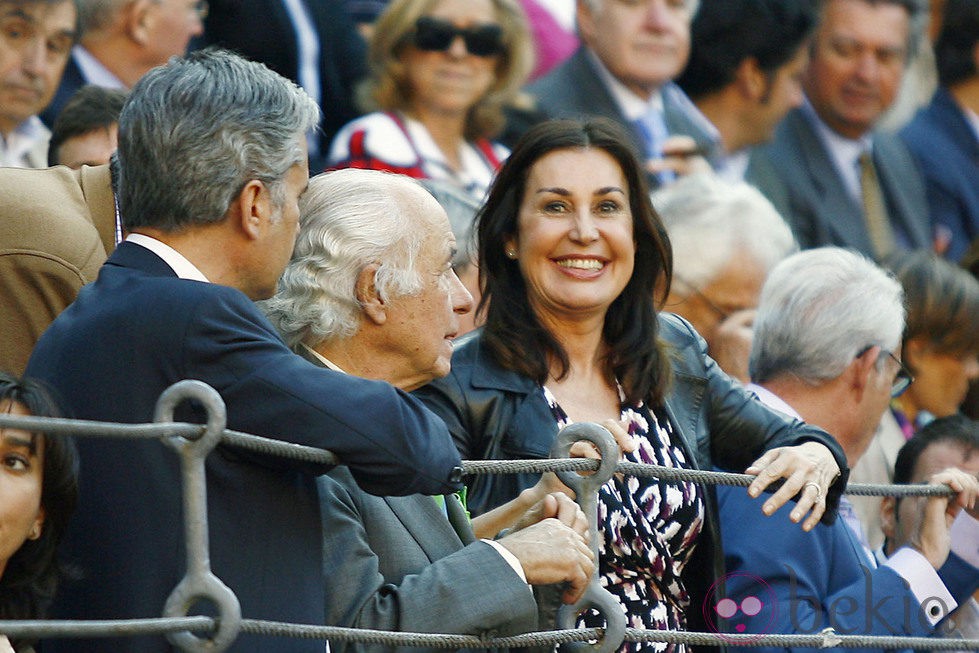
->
xmin=901 ymin=88 xmax=979 ymax=262
xmin=25 ymin=242 xmax=462 ymax=652
xmin=718 ymin=485 xmax=979 ymax=651
xmin=40 ymin=54 xmax=85 ymax=128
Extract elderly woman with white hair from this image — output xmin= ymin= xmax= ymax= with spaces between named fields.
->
xmin=654 ymin=172 xmax=797 ymax=382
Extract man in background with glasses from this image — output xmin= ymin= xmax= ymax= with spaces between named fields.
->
xmin=654 ymin=173 xmax=797 ymax=384
xmin=713 ymin=247 xmax=979 ymax=648
xmin=40 ymin=0 xmax=206 ymax=127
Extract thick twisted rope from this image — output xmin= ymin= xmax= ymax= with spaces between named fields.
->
xmin=0 ymin=414 xmax=955 ymax=498
xmin=0 ymin=408 xmax=969 ymax=651
xmin=3 ymin=619 xmax=978 ymax=650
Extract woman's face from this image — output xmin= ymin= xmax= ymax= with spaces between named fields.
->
xmin=903 ymin=340 xmax=979 ymax=418
xmin=0 ymin=400 xmax=44 ymax=578
xmin=508 ymin=147 xmax=636 ymax=325
xmin=403 ymin=0 xmax=501 ymax=119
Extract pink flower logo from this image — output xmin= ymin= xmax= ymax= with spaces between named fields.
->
xmin=703 ymin=572 xmax=778 ymax=643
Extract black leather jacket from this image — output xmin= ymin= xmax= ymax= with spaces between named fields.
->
xmin=414 ymin=312 xmax=848 ymax=638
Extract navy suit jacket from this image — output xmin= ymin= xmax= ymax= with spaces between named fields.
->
xmin=901 ymin=88 xmax=979 ymax=262
xmin=40 ymin=54 xmax=85 ymax=128
xmin=25 ymin=242 xmax=462 ymax=652
xmin=198 ymin=0 xmax=367 ymax=172
xmin=718 ymin=485 xmax=979 ymax=652
xmin=747 ymin=107 xmax=932 ymax=261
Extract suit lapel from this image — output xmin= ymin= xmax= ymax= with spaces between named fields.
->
xmin=933 ymin=88 xmax=979 ymax=163
xmin=874 ymin=136 xmax=930 ymax=249
xmin=562 ymin=49 xmax=648 ymax=153
xmin=787 ymin=111 xmax=872 ymax=252
xmin=445 ymin=493 xmax=476 ymax=545
xmin=384 ymin=495 xmax=465 ymax=562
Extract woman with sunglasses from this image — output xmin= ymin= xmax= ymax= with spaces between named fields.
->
xmin=328 ymin=0 xmax=533 ymax=200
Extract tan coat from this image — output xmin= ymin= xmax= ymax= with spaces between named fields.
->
xmin=0 ymin=164 xmax=115 ymax=375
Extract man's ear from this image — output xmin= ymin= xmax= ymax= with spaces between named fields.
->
xmin=849 ymin=345 xmax=880 ymax=400
xmin=234 ymin=179 xmax=270 ymax=240
xmin=880 ymin=495 xmax=897 ymax=548
xmin=903 ymin=338 xmax=926 ymax=372
xmin=734 ymin=57 xmax=767 ymax=101
xmin=356 ymin=263 xmax=386 ymax=325
xmin=126 ymin=0 xmax=157 ymax=45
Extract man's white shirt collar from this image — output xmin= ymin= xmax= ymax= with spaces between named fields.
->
xmin=585 ymin=47 xmax=663 ymax=122
xmin=744 ymin=382 xmax=802 ymax=420
xmin=72 ymin=45 xmax=126 ymax=89
xmin=801 ymin=98 xmax=873 ymax=204
xmin=299 ymin=344 xmax=346 ymax=373
xmin=0 ymin=116 xmax=49 ymax=167
xmin=965 ymin=105 xmax=979 ymax=144
xmin=125 ymin=233 xmax=209 ymax=282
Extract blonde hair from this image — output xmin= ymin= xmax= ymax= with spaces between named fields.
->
xmin=360 ymin=0 xmax=534 ymax=140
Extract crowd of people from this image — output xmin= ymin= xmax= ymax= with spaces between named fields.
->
xmin=2 ymin=0 xmax=979 ymax=652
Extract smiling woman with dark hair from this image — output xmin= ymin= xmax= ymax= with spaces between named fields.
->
xmin=416 ymin=118 xmax=848 ymax=652
xmin=0 ymin=372 xmax=78 ymax=653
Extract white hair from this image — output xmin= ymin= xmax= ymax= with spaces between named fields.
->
xmin=260 ymin=170 xmax=427 ymax=348
xmin=653 ymin=173 xmax=796 ymax=288
xmin=750 ymin=247 xmax=905 ymax=384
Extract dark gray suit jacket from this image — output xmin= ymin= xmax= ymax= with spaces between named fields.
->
xmin=319 ymin=465 xmax=540 ymax=653
xmin=300 ymin=349 xmax=540 ymax=652
xmin=503 ymin=46 xmax=713 ymax=185
xmin=747 ymin=107 xmax=931 ymax=259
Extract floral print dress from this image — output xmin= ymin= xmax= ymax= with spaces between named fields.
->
xmin=542 ymin=386 xmax=705 ymax=653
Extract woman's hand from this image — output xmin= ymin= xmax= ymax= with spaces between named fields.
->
xmin=471 ymin=420 xmax=635 ymax=538
xmin=745 ymin=441 xmax=841 ymax=531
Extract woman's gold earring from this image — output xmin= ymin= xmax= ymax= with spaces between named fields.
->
xmin=505 ymin=248 xmax=517 ymax=259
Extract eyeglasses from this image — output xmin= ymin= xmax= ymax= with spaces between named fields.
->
xmin=412 ymin=16 xmax=504 ymax=57
xmin=673 ymin=276 xmax=739 ymax=322
xmin=857 ymin=345 xmax=914 ymax=398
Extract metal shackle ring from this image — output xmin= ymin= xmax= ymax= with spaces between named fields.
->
xmin=549 ymin=422 xmax=620 ymax=496
xmin=556 ymin=580 xmax=628 ymax=653
xmin=164 ymin=574 xmax=242 ymax=652
xmin=154 ymin=380 xmax=227 ymax=454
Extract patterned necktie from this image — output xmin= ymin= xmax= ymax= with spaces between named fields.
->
xmin=858 ymin=150 xmax=896 ymax=260
xmin=634 ymin=109 xmax=675 ymax=185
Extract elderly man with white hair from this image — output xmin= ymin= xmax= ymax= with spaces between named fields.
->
xmin=656 ymin=172 xmax=796 ymax=382
xmin=261 ymin=168 xmax=597 ymax=651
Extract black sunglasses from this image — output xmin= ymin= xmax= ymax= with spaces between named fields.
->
xmin=412 ymin=16 xmax=504 ymax=57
